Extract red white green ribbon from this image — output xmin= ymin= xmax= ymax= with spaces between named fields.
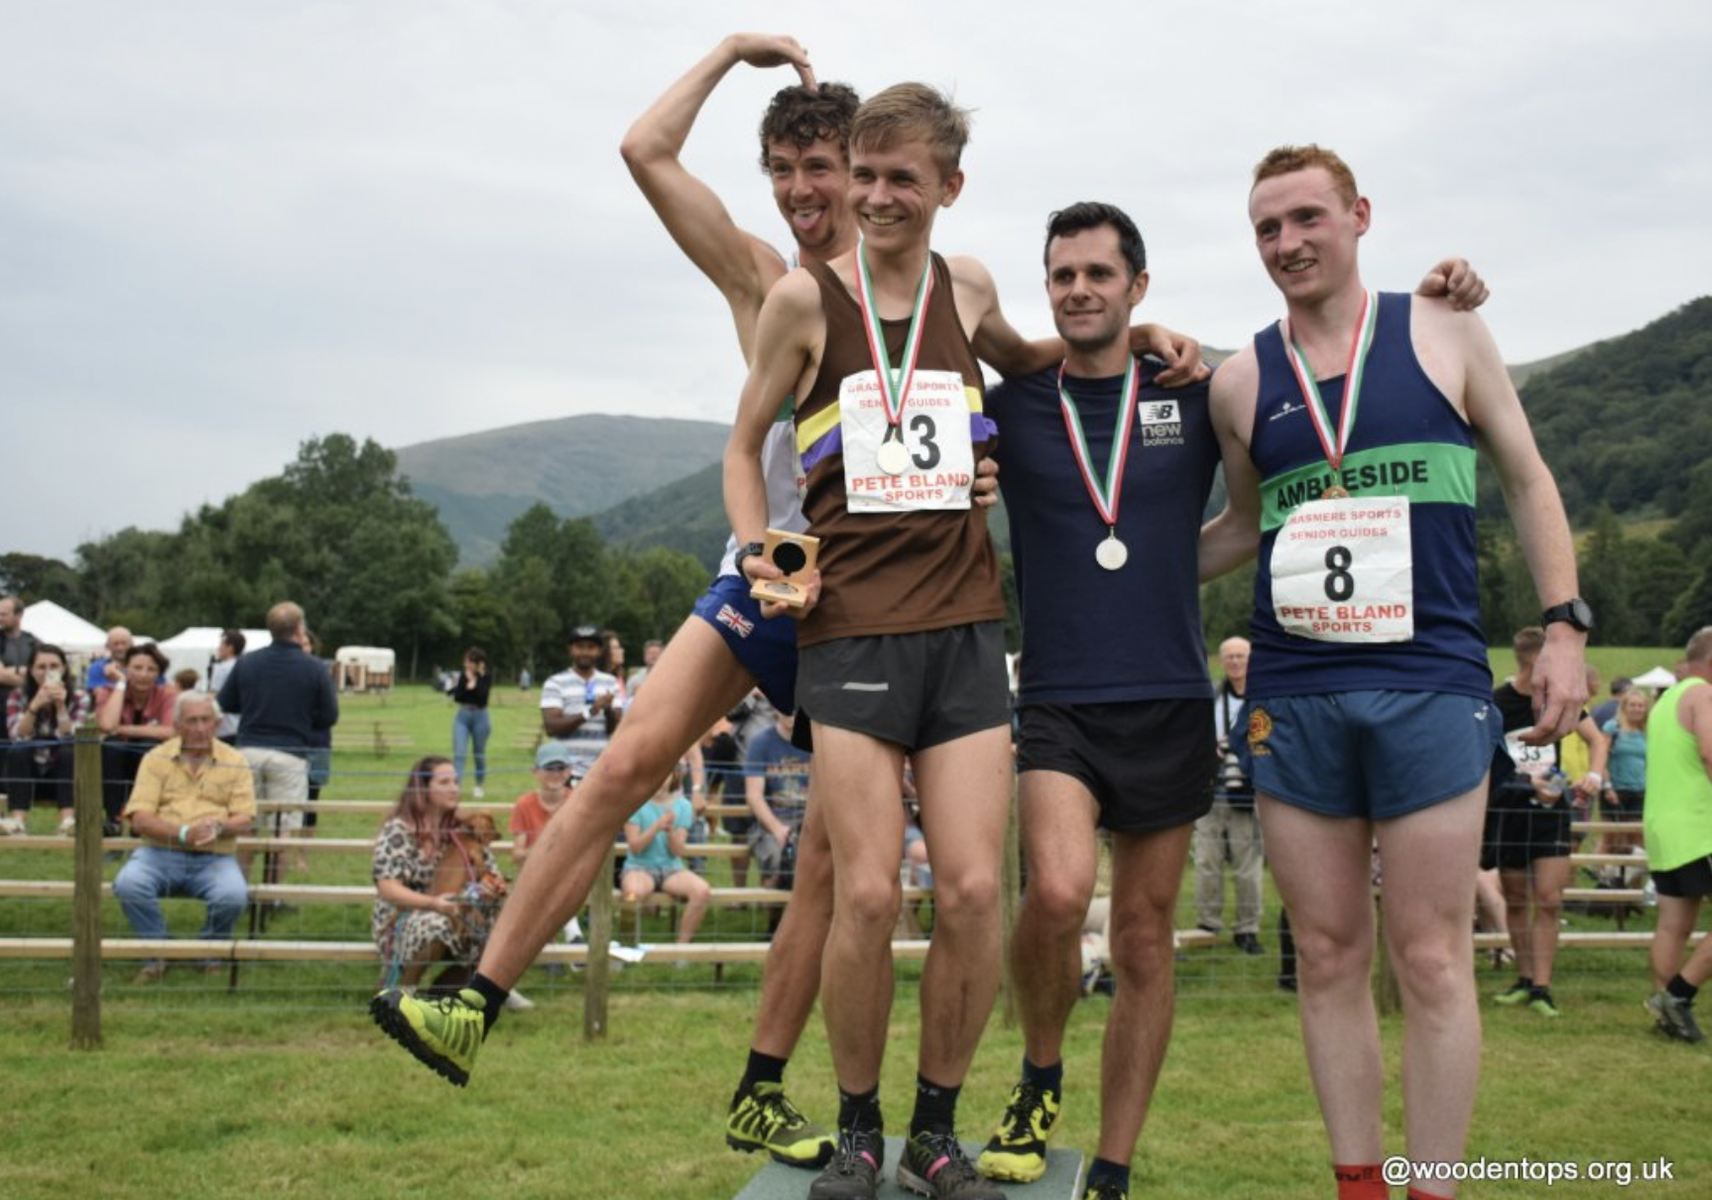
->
xmin=853 ymin=235 xmax=934 ymax=439
xmin=1282 ymin=289 xmax=1379 ymax=475
xmin=1057 ymin=355 xmax=1140 ymax=530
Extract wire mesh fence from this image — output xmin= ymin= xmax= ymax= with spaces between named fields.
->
xmin=0 ymin=686 xmax=1685 ymax=1025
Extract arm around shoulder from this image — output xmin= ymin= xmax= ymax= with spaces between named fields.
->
xmin=1198 ymin=355 xmax=1265 ymax=582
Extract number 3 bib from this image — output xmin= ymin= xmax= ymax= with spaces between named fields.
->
xmin=1270 ymin=495 xmax=1414 ymax=643
xmin=839 ymin=368 xmax=975 ymax=513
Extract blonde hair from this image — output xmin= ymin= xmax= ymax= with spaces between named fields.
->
xmin=1252 ymin=144 xmax=1359 ymax=208
xmin=850 ymin=82 xmax=970 ymax=177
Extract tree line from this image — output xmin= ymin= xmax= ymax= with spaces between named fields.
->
xmin=0 ymin=434 xmax=710 ymax=679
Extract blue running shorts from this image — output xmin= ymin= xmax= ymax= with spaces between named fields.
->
xmin=690 ymin=574 xmax=799 ymax=713
xmin=1246 ymin=690 xmax=1501 ymax=821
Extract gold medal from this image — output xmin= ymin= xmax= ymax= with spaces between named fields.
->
xmin=1322 ymin=485 xmax=1350 ymax=499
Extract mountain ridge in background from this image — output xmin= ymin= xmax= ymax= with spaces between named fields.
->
xmin=399 ymin=300 xmax=1710 ymax=569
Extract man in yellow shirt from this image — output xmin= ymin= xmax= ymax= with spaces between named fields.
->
xmin=114 ymin=691 xmax=256 ymax=982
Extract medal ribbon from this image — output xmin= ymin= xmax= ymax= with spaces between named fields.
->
xmin=853 ymin=235 xmax=934 ymax=441
xmin=1281 ymin=289 xmax=1379 ymax=476
xmin=1057 ymin=355 xmax=1140 ymax=530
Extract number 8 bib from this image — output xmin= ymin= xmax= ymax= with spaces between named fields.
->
xmin=1270 ymin=495 xmax=1414 ymax=643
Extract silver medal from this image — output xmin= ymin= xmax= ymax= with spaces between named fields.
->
xmin=1096 ymin=534 xmax=1128 ymax=571
xmin=875 ymin=437 xmax=911 ymax=476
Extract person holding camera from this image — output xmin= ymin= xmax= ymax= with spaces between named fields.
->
xmin=3 ymin=644 xmax=91 ymax=835
xmin=448 ymin=647 xmax=493 ymax=799
xmin=1193 ymin=637 xmax=1265 ymax=954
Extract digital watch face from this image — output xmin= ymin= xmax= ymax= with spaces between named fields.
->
xmin=771 ymin=541 xmax=808 ymax=574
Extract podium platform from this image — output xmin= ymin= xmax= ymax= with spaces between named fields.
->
xmin=735 ymin=1138 xmax=1084 ymax=1199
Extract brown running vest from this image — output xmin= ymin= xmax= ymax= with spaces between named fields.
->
xmin=794 ymin=253 xmax=1004 ymax=647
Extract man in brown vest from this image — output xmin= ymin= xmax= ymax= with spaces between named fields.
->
xmin=727 ymin=82 xmax=1019 ymax=1200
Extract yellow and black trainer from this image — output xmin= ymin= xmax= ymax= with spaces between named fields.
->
xmin=975 ymin=1080 xmax=1061 ymax=1183
xmin=370 ymin=987 xmax=486 ymax=1087
xmin=726 ymin=1082 xmax=836 ymax=1168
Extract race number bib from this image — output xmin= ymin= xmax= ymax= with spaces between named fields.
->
xmin=839 ymin=369 xmax=974 ymax=513
xmin=1503 ymin=731 xmax=1557 ymax=778
xmin=1270 ymin=496 xmax=1413 ymax=643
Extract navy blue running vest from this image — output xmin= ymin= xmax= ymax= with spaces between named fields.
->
xmin=1244 ymin=291 xmax=1490 ymax=701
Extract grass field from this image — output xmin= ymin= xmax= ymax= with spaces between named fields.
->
xmin=1 ymin=655 xmax=1707 ymax=1198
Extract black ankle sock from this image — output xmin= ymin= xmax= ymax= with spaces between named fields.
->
xmin=838 ymin=1085 xmax=883 ymax=1134
xmin=738 ymin=1050 xmax=789 ymax=1097
xmin=1021 ymin=1055 xmax=1063 ymax=1095
xmin=1668 ymin=973 xmax=1699 ymax=1003
xmin=1087 ymin=1158 xmax=1131 ymax=1192
xmin=910 ymin=1074 xmax=961 ymax=1137
xmin=1531 ymin=983 xmax=1554 ymax=1000
xmin=1512 ymin=975 xmax=1534 ymax=990
xmin=467 ymin=973 xmax=509 ymax=1034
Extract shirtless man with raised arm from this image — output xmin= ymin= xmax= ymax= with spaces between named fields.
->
xmin=370 ymin=38 xmax=1197 ymax=1177
xmin=1199 ymin=144 xmax=1587 ymax=1200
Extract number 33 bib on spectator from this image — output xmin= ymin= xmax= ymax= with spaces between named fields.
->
xmin=839 ymin=369 xmax=975 ymax=513
xmin=1270 ymin=496 xmax=1413 ymax=643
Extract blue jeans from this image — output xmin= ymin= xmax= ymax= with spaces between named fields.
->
xmin=113 ymin=847 xmax=249 ymax=941
xmin=452 ymin=707 xmax=491 ymax=786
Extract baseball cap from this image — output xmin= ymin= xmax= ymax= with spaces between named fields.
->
xmin=568 ymin=624 xmax=602 ymax=643
xmin=535 ymin=741 xmax=575 ymax=770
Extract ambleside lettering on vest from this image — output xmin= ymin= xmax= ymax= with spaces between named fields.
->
xmin=1274 ymin=458 xmax=1430 ymax=513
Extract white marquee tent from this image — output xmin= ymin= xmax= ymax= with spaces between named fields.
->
xmin=154 ymin=627 xmax=270 ymax=691
xmin=1630 ymin=665 xmax=1680 ymax=690
xmin=18 ymin=599 xmax=111 ymax=657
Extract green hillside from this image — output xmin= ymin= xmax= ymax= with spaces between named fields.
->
xmin=395 ymin=414 xmax=729 ymax=565
xmin=1497 ymin=296 xmax=1712 ymax=524
xmin=401 ymin=299 xmax=1709 ymax=570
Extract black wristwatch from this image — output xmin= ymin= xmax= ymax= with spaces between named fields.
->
xmin=1541 ymin=597 xmax=1594 ymax=633
xmin=734 ymin=540 xmax=766 ymax=579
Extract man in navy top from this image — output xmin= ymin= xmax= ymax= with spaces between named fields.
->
xmin=1203 ymin=144 xmax=1586 ymax=1200
xmin=216 ymin=601 xmax=338 ymax=867
xmin=978 ymin=203 xmax=1220 ymax=1200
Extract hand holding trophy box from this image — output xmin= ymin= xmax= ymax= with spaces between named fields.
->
xmin=747 ymin=529 xmax=820 ymax=609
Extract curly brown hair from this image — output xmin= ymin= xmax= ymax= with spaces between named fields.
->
xmin=757 ymin=81 xmax=861 ymax=171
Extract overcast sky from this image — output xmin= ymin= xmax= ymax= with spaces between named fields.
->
xmin=5 ymin=1 xmax=1708 ymax=562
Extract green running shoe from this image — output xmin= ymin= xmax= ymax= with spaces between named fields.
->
xmin=1493 ymin=979 xmax=1532 ymax=1006
xmin=1083 ymin=1180 xmax=1129 ymax=1200
xmin=370 ymin=987 xmax=486 ymax=1086
xmin=1528 ymin=990 xmax=1562 ymax=1018
xmin=726 ymin=1082 xmax=835 ymax=1168
xmin=899 ymin=1130 xmax=1002 ymax=1199
xmin=976 ymin=1079 xmax=1061 ymax=1182
xmin=809 ymin=1126 xmax=884 ymax=1200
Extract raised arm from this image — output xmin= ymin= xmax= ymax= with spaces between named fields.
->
xmin=619 ymin=34 xmax=810 ymax=360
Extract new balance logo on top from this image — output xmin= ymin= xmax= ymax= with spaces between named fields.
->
xmin=717 ymin=605 xmax=754 ymax=638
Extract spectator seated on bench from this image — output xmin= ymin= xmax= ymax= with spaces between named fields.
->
xmin=3 ymin=643 xmax=91 ymax=836
xmin=113 ymin=691 xmax=255 ymax=983
xmin=373 ymin=756 xmax=505 ymax=997
xmin=621 ymin=769 xmax=711 ymax=950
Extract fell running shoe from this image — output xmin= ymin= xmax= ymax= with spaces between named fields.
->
xmin=1528 ymin=990 xmax=1562 ymax=1018
xmin=726 ymin=1081 xmax=835 ymax=1168
xmin=809 ymin=1126 xmax=884 ymax=1200
xmin=1083 ymin=1180 xmax=1129 ymax=1200
xmin=899 ymin=1130 xmax=1002 ymax=1199
xmin=1647 ymin=990 xmax=1707 ymax=1043
xmin=976 ymin=1079 xmax=1060 ymax=1182
xmin=370 ymin=987 xmax=486 ymax=1086
xmin=1493 ymin=979 xmax=1532 ymax=1006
